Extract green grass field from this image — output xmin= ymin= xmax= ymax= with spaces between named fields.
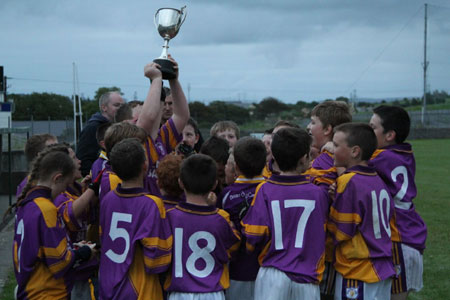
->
xmin=1 ymin=139 xmax=449 ymax=300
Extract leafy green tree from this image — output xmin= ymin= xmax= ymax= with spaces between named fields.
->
xmin=254 ymin=97 xmax=289 ymax=120
xmin=10 ymin=93 xmax=73 ymax=120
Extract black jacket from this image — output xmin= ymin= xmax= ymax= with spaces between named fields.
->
xmin=76 ymin=112 xmax=110 ymax=176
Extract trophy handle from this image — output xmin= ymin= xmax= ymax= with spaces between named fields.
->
xmin=179 ymin=6 xmax=187 ymax=27
xmin=154 ymin=8 xmax=163 ymax=30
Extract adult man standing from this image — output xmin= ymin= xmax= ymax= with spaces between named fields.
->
xmin=76 ymin=91 xmax=124 ymax=176
xmin=161 ymin=87 xmax=173 ymax=125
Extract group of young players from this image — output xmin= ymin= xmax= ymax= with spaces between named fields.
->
xmin=11 ymin=58 xmax=426 ymax=300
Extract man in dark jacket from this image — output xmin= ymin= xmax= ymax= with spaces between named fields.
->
xmin=76 ymin=91 xmax=124 ymax=176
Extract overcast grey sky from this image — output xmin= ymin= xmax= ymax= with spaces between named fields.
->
xmin=1 ymin=0 xmax=449 ymax=103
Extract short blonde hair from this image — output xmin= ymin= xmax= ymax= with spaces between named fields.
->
xmin=210 ymin=121 xmax=240 ymax=139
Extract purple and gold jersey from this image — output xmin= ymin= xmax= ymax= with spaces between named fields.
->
xmin=145 ymin=118 xmax=182 ymax=197
xmin=327 ymin=165 xmax=395 ymax=283
xmin=162 ymin=194 xmax=184 ymax=210
xmin=54 ymin=183 xmax=86 ymax=244
xmin=90 ymin=150 xmax=108 ymax=182
xmin=164 ymin=202 xmax=241 ymax=293
xmin=242 ymin=174 xmax=329 ymax=284
xmin=99 ymin=185 xmax=172 ymax=300
xmin=99 ymin=162 xmax=122 ymax=202
xmin=219 ymin=175 xmax=265 ymax=281
xmin=13 ymin=186 xmax=77 ymax=299
xmin=369 ymin=143 xmax=427 ymax=253
xmin=16 ymin=176 xmax=29 ymax=199
xmin=304 ymin=150 xmax=337 ymax=187
xmin=262 ymin=159 xmax=278 ymax=179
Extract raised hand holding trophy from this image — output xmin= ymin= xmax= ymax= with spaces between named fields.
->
xmin=153 ymin=6 xmax=187 ymax=80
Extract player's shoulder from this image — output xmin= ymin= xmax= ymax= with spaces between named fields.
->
xmin=143 ymin=194 xmax=166 ymax=218
xmin=33 ymin=197 xmax=58 ymax=228
xmin=336 ymin=172 xmax=357 ymax=194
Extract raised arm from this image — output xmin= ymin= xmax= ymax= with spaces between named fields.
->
xmin=137 ymin=63 xmax=164 ymax=140
xmin=167 ymin=55 xmax=190 ymax=134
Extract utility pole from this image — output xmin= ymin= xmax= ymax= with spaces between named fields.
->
xmin=421 ymin=3 xmax=429 ymax=125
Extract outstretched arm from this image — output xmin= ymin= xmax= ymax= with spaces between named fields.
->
xmin=167 ymin=55 xmax=190 ymax=134
xmin=137 ymin=63 xmax=164 ymax=140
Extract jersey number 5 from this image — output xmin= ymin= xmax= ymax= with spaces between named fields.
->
xmin=271 ymin=199 xmax=315 ymax=250
xmin=174 ymin=228 xmax=216 ymax=278
xmin=105 ymin=212 xmax=133 ymax=264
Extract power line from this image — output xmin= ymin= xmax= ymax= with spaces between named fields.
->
xmin=343 ymin=5 xmax=424 ymax=95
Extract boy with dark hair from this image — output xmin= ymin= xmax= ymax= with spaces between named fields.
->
xmin=90 ymin=122 xmax=111 ymax=182
xmin=164 ymin=154 xmax=241 ymax=300
xmin=242 ymin=128 xmax=329 ymax=300
xmin=219 ymin=137 xmax=266 ymax=300
xmin=200 ymin=136 xmax=230 ymax=193
xmin=328 ymin=123 xmax=395 ymax=300
xmin=99 ymin=138 xmax=172 ymax=299
xmin=369 ymin=105 xmax=426 ymax=300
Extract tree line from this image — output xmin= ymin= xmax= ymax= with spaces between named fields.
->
xmin=8 ymin=87 xmax=449 ymax=127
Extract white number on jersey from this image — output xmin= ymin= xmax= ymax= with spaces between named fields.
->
xmin=371 ymin=189 xmax=391 ymax=239
xmin=105 ymin=212 xmax=133 ymax=263
xmin=16 ymin=219 xmax=24 ymax=273
xmin=391 ymin=166 xmax=411 ymax=210
xmin=271 ymin=199 xmax=315 ymax=250
xmin=174 ymin=228 xmax=216 ymax=278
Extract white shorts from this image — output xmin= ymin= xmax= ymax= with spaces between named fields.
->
xmin=392 ymin=242 xmax=424 ymax=293
xmin=168 ymin=291 xmax=225 ymax=300
xmin=226 ymin=280 xmax=255 ymax=300
xmin=254 ymin=267 xmax=320 ymax=300
xmin=334 ymin=273 xmax=391 ymax=300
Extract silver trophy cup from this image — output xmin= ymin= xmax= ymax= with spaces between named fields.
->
xmin=153 ymin=6 xmax=187 ymax=80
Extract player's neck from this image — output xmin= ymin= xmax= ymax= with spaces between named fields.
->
xmin=121 ymin=177 xmax=144 ymax=189
xmin=185 ymin=193 xmax=210 ymax=206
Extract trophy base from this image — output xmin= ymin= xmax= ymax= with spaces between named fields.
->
xmin=153 ymin=58 xmax=176 ymax=80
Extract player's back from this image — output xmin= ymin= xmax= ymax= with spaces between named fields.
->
xmin=369 ymin=143 xmax=427 ymax=252
xmin=329 ymin=165 xmax=395 ymax=283
xmin=242 ymin=174 xmax=329 ymax=283
xmin=99 ymin=185 xmax=172 ymax=300
xmin=164 ymin=202 xmax=241 ymax=293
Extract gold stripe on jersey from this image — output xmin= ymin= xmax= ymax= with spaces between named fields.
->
xmin=48 ymin=251 xmax=72 ymax=275
xmin=108 ymin=173 xmax=122 ymax=192
xmin=61 ymin=202 xmax=78 ymax=232
xmin=370 ymin=149 xmax=385 ymax=159
xmin=329 ymin=207 xmax=362 ymax=224
xmin=13 ymin=242 xmax=18 ymax=272
xmin=146 ymin=137 xmax=160 ymax=163
xmin=335 ymin=247 xmax=381 ymax=283
xmin=227 ymin=241 xmax=241 ymax=259
xmin=43 ymin=238 xmax=69 ymax=259
xmin=141 ymin=236 xmax=173 ymax=251
xmin=250 ymin=182 xmax=266 ymax=206
xmin=143 ymin=253 xmax=172 ymax=270
xmin=315 ymin=251 xmax=326 ymax=282
xmin=217 ymin=209 xmax=242 ymax=241
xmin=327 ymin=222 xmax=352 ymax=241
xmin=144 ymin=195 xmax=166 ymax=218
xmin=34 ymin=197 xmax=58 ymax=228
xmin=262 ymin=164 xmax=272 ymax=179
xmin=242 ymin=224 xmax=269 ymax=237
xmin=336 ymin=173 xmax=356 ymax=194
xmin=258 ymin=240 xmax=272 ymax=265
xmin=129 ymin=245 xmax=163 ymax=299
xmin=390 ymin=213 xmax=401 ymax=242
xmin=219 ymin=263 xmax=230 ymax=289
xmin=25 ymin=262 xmax=68 ymax=299
xmin=266 ymin=179 xmax=309 ymax=186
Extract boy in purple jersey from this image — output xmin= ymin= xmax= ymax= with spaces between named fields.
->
xmin=328 ymin=123 xmax=395 ymax=300
xmin=219 ymin=137 xmax=266 ymax=300
xmin=303 ymin=100 xmax=352 ymax=299
xmin=13 ymin=147 xmax=95 ymax=300
xmin=369 ymin=106 xmax=427 ymax=299
xmin=99 ymin=138 xmax=172 ymax=300
xmin=242 ymin=128 xmax=329 ymax=300
xmin=138 ymin=57 xmax=189 ymax=197
xmin=164 ymin=154 xmax=241 ymax=300
xmin=90 ymin=122 xmax=111 ymax=182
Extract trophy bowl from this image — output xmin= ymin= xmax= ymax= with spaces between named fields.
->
xmin=153 ymin=6 xmax=187 ymax=80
